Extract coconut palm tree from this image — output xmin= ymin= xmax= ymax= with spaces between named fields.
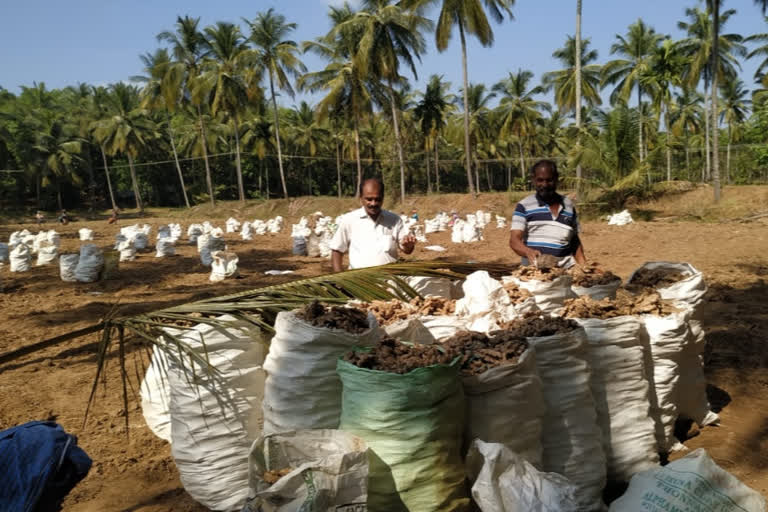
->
xmin=719 ymin=77 xmax=750 ymax=183
xmin=602 ymin=19 xmax=665 ymax=162
xmin=459 ymin=82 xmax=495 ymax=192
xmin=33 ymin=119 xmax=82 ymax=210
xmin=574 ymin=0 xmax=583 ymax=184
xmin=414 ymin=74 xmax=453 ymax=193
xmin=286 ymin=101 xmax=330 ymax=195
xmin=677 ymin=5 xmax=745 ymax=197
xmin=92 ymin=83 xmax=157 ymax=213
xmin=403 ymin=0 xmax=514 ymax=195
xmin=301 ymin=2 xmax=373 ymax=197
xmin=88 ymin=86 xmax=119 ymax=210
xmin=542 ymin=36 xmax=602 ymax=114
xmin=670 ymin=87 xmax=705 ymax=179
xmin=342 ymin=0 xmax=432 ymax=203
xmin=642 ymin=38 xmax=685 ymax=181
xmin=492 ymin=70 xmax=548 ymax=180
xmin=132 ymin=48 xmax=191 ymax=208
xmin=158 ymin=15 xmax=217 ymax=207
xmin=245 ymin=8 xmax=306 ymax=199
xmin=202 ymin=22 xmax=261 ymax=202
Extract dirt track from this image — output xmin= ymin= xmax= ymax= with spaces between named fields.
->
xmin=0 ymin=212 xmax=767 ymax=510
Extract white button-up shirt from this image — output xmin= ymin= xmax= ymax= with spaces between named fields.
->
xmin=329 ymin=207 xmax=407 ymax=269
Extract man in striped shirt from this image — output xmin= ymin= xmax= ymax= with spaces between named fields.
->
xmin=509 ymin=159 xmax=586 ymax=267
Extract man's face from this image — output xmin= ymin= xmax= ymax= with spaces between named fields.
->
xmin=360 ymin=183 xmax=384 ymax=217
xmin=533 ymin=167 xmax=558 ymax=202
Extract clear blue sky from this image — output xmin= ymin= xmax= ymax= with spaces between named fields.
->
xmin=2 ymin=0 xmax=766 ymax=107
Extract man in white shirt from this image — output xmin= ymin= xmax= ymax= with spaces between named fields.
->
xmin=330 ymin=178 xmax=416 ymax=271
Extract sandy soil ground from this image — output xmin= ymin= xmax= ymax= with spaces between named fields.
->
xmin=0 ymin=213 xmax=766 ymax=511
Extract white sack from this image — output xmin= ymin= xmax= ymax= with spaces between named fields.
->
xmin=629 ymin=261 xmax=707 ymax=307
xmin=451 ymin=220 xmax=465 ymax=243
xmin=0 ymin=242 xmax=9 ymax=263
xmin=529 ymin=327 xmax=606 ymax=510
xmin=117 ymin=239 xmax=136 ymax=262
xmin=46 ymin=230 xmax=60 ymax=248
xmin=225 ymin=217 xmax=241 ymax=233
xmin=9 ymin=244 xmax=32 ymax=272
xmin=169 ymin=223 xmax=182 ymax=242
xmin=576 ymin=316 xmax=660 ymax=481
xmin=59 ymin=253 xmax=79 ymax=282
xmin=156 ymin=225 xmax=171 ymax=240
xmin=678 ymin=318 xmax=719 ymax=428
xmin=572 ymin=278 xmax=622 ymax=300
xmin=187 ymin=224 xmax=203 ymax=244
xmin=457 ymin=271 xmax=537 ymax=332
xmin=463 ymin=348 xmax=546 ymax=468
xmin=241 ymin=222 xmax=253 ymax=241
xmin=425 ymin=219 xmax=440 ymax=234
xmin=155 ymin=239 xmax=175 ymax=258
xmin=74 ymin=244 xmax=103 ymax=282
xmin=462 ymin=222 xmax=482 ymax=243
xmin=383 ymin=317 xmax=437 ymax=345
xmin=306 ymin=233 xmax=322 ymax=258
xmin=506 ymin=274 xmax=575 ymax=314
xmin=243 ymin=430 xmax=369 ymax=512
xmin=495 ymin=215 xmax=507 ymax=229
xmin=140 ymin=347 xmax=172 ymax=442
xmin=132 ymin=233 xmax=149 ymax=251
xmin=210 ymin=251 xmax=239 ymax=282
xmin=404 ymin=276 xmax=455 ymax=298
xmin=609 ymin=448 xmax=766 ymax=512
xmin=262 ymin=310 xmax=379 ymax=434
xmin=607 ymin=209 xmax=633 ymax=225
xmin=78 ymin=228 xmax=94 ymax=241
xmin=36 ymin=241 xmax=58 ymax=266
xmin=421 ymin=315 xmax=469 ymax=341
xmin=167 ymin=316 xmax=267 ymax=511
xmin=467 ymin=440 xmax=580 ymax=512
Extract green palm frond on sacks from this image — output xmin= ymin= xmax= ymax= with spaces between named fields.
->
xmin=76 ymin=260 xmax=517 ymax=429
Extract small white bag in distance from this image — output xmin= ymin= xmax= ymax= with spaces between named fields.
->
xmin=0 ymin=242 xmax=9 ymax=263
xmin=466 ymin=440 xmax=580 ymax=512
xmin=463 ymin=347 xmax=546 ymax=468
xmin=78 ymin=228 xmax=94 ymax=241
xmin=262 ymin=309 xmax=380 ymax=434
xmin=528 ymin=326 xmax=607 ymax=511
xmin=209 ymin=251 xmax=239 ymax=282
xmin=9 ymin=244 xmax=32 ymax=272
xmin=74 ymin=244 xmax=104 ymax=282
xmin=609 ymin=448 xmax=767 ymax=512
xmin=36 ymin=241 xmax=58 ymax=266
xmin=576 ymin=316 xmax=660 ymax=481
xmin=243 ymin=430 xmax=369 ymax=512
xmin=155 ymin=238 xmax=175 ymax=258
xmin=59 ymin=253 xmax=79 ymax=282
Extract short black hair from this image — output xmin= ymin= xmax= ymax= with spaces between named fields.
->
xmin=530 ymin=159 xmax=558 ymax=178
xmin=359 ymin=178 xmax=384 ymax=197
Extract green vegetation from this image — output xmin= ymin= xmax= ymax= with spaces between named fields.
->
xmin=2 ymin=1 xmax=768 ymax=212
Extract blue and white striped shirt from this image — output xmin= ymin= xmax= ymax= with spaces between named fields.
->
xmin=510 ymin=193 xmax=581 ymax=257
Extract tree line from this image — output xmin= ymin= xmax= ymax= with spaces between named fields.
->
xmin=2 ymin=0 xmax=768 ymax=212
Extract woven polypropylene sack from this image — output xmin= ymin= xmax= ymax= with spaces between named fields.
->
xmin=528 ymin=327 xmax=606 ymax=510
xmin=576 ymin=316 xmax=659 ymax=481
xmin=508 ymin=275 xmax=576 ymax=314
xmin=59 ymin=253 xmax=79 ymax=282
xmin=337 ymin=357 xmax=469 ymax=512
xmin=463 ymin=348 xmax=546 ymax=468
xmin=629 ymin=262 xmax=706 ymax=307
xmin=262 ymin=310 xmax=380 ymax=435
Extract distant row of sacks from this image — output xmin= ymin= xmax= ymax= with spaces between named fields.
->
xmin=225 ymin=217 xmax=284 ymax=240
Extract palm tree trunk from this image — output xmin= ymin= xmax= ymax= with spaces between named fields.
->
xmin=36 ymin=174 xmax=41 ymax=209
xmin=507 ymin=158 xmax=513 ymax=190
xmin=56 ymin=177 xmax=63 ymax=211
xmin=85 ymin=149 xmax=96 ymax=211
xmin=575 ymin=0 xmax=583 ymax=187
xmin=518 ymin=141 xmax=526 ymax=179
xmin=99 ymin=144 xmax=117 ymax=210
xmin=259 ymin=159 xmax=263 ymax=195
xmin=638 ymin=87 xmax=644 ymax=162
xmin=665 ymin=106 xmax=672 ymax=181
xmin=336 ymin=139 xmax=342 ymax=199
xmin=727 ymin=123 xmax=731 ymax=184
xmin=388 ymin=84 xmax=407 ymax=204
xmin=711 ymin=0 xmax=721 ymax=202
xmin=196 ymin=106 xmax=215 ymax=207
xmin=166 ymin=113 xmax=190 ymax=208
xmin=233 ymin=112 xmax=245 ymax=203
xmin=434 ymin=137 xmax=440 ymax=193
xmin=475 ymin=153 xmax=481 ymax=192
xmin=459 ymin=22 xmax=476 ymax=196
xmin=354 ymin=114 xmax=363 ymax=198
xmin=425 ymin=140 xmax=431 ymax=194
xmin=126 ymin=154 xmax=143 ymax=213
xmin=704 ymin=92 xmax=711 ymax=182
xmin=685 ymin=127 xmax=690 ymax=179
xmin=268 ymin=72 xmax=289 ymax=199
xmin=485 ymin=163 xmax=492 ymax=191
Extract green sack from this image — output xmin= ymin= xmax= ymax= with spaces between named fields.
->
xmin=337 ymin=357 xmax=469 ymax=512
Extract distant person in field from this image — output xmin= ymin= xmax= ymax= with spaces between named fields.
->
xmin=509 ymin=159 xmax=586 ymax=268
xmin=108 ymin=208 xmax=119 ymax=225
xmin=330 ymin=178 xmax=417 ymax=272
xmin=57 ymin=209 xmax=70 ymax=225
xmin=35 ymin=211 xmax=45 ymax=225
